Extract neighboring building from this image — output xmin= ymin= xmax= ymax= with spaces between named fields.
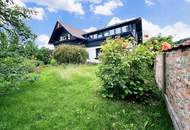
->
xmin=49 ymin=17 xmax=143 ymax=62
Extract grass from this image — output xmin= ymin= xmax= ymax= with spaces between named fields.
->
xmin=0 ymin=65 xmax=173 ymax=130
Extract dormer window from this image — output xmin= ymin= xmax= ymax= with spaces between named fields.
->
xmin=110 ymin=29 xmax=115 ymax=35
xmin=104 ymin=31 xmax=109 ymax=37
xmin=98 ymin=33 xmax=103 ymax=38
xmin=115 ymin=27 xmax=121 ymax=34
xmin=129 ymin=24 xmax=133 ymax=31
xmin=122 ymin=26 xmax=127 ymax=32
xmin=94 ymin=34 xmax=98 ymax=39
xmin=89 ymin=35 xmax=94 ymax=39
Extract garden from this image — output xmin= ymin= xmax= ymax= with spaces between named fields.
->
xmin=0 ymin=0 xmax=174 ymax=130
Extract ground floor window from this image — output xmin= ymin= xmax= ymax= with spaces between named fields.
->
xmin=95 ymin=48 xmax=101 ymax=59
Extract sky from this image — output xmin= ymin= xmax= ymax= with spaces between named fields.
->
xmin=13 ymin=0 xmax=190 ymax=49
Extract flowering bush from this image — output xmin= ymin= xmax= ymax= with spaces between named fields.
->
xmin=161 ymin=42 xmax=171 ymax=50
xmin=97 ymin=37 xmax=155 ymax=100
xmin=143 ymin=35 xmax=173 ymax=53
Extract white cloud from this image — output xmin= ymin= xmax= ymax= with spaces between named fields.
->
xmin=107 ymin=17 xmax=190 ymax=41
xmin=88 ymin=0 xmax=102 ymax=4
xmin=142 ymin=19 xmax=190 ymax=41
xmin=79 ymin=0 xmax=102 ymax=4
xmin=83 ymin=27 xmax=97 ymax=32
xmin=23 ymin=0 xmax=85 ymax=15
xmin=11 ymin=1 xmax=45 ymax=21
xmin=31 ymin=7 xmax=45 ymax=21
xmin=145 ymin=0 xmax=155 ymax=6
xmin=12 ymin=0 xmax=26 ymax=7
xmin=186 ymin=0 xmax=190 ymax=2
xmin=162 ymin=22 xmax=190 ymax=41
xmin=91 ymin=0 xmax=123 ymax=16
xmin=36 ymin=34 xmax=54 ymax=49
xmin=142 ymin=18 xmax=162 ymax=37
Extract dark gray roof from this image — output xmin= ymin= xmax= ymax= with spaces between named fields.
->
xmin=58 ymin=20 xmax=85 ymax=39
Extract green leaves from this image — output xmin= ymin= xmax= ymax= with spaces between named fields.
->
xmin=53 ymin=44 xmax=89 ymax=64
xmin=0 ymin=0 xmax=35 ymax=41
xmin=98 ymin=37 xmax=155 ymax=100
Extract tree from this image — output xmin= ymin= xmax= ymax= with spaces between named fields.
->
xmin=0 ymin=0 xmax=36 ymax=94
xmin=0 ymin=0 xmax=35 ymax=41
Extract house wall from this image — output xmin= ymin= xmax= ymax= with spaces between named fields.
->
xmin=86 ymin=46 xmax=100 ymax=62
xmin=155 ymin=44 xmax=190 ymax=130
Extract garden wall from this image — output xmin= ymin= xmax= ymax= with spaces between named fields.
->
xmin=155 ymin=40 xmax=190 ymax=130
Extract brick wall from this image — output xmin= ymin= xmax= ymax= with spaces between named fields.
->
xmin=155 ymin=41 xmax=190 ymax=130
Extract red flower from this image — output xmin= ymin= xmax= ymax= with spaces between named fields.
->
xmin=162 ymin=42 xmax=171 ymax=51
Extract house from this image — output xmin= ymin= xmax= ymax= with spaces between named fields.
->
xmin=49 ymin=17 xmax=143 ymax=62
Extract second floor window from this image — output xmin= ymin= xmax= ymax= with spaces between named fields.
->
xmin=104 ymin=31 xmax=109 ymax=37
xmin=94 ymin=34 xmax=98 ymax=39
xmin=60 ymin=33 xmax=71 ymax=41
xmin=110 ymin=29 xmax=115 ymax=35
xmin=122 ymin=26 xmax=128 ymax=32
xmin=89 ymin=35 xmax=94 ymax=39
xmin=98 ymin=33 xmax=103 ymax=38
xmin=115 ymin=27 xmax=121 ymax=34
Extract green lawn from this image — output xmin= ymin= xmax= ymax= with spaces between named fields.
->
xmin=0 ymin=65 xmax=173 ymax=130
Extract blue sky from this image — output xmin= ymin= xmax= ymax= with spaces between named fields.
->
xmin=14 ymin=0 xmax=190 ymax=48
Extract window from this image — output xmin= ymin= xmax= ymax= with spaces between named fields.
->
xmin=59 ymin=33 xmax=69 ymax=41
xmin=89 ymin=35 xmax=94 ymax=39
xmin=121 ymin=25 xmax=130 ymax=32
xmin=95 ymin=48 xmax=101 ymax=59
xmin=68 ymin=34 xmax=71 ymax=40
xmin=98 ymin=33 xmax=103 ymax=38
xmin=104 ymin=31 xmax=109 ymax=37
xmin=121 ymin=26 xmax=127 ymax=32
xmin=94 ymin=34 xmax=98 ymax=39
xmin=126 ymin=25 xmax=129 ymax=32
xmin=132 ymin=24 xmax=137 ymax=38
xmin=110 ymin=29 xmax=115 ymax=35
xmin=60 ymin=36 xmax=67 ymax=41
xmin=115 ymin=27 xmax=121 ymax=34
xmin=133 ymin=24 xmax=136 ymax=30
xmin=129 ymin=24 xmax=133 ymax=31
xmin=132 ymin=24 xmax=136 ymax=33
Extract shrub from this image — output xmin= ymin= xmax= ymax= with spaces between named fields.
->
xmin=22 ymin=41 xmax=52 ymax=64
xmin=0 ymin=57 xmax=38 ymax=94
xmin=36 ymin=47 xmax=52 ymax=64
xmin=143 ymin=35 xmax=173 ymax=53
xmin=97 ymin=37 xmax=155 ymax=100
xmin=53 ymin=44 xmax=89 ymax=64
xmin=50 ymin=58 xmax=57 ymax=66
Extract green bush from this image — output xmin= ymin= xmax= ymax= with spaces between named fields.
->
xmin=22 ymin=41 xmax=52 ymax=64
xmin=97 ymin=38 xmax=155 ymax=100
xmin=0 ymin=57 xmax=39 ymax=94
xmin=143 ymin=35 xmax=173 ymax=53
xmin=36 ymin=47 xmax=52 ymax=64
xmin=53 ymin=44 xmax=89 ymax=64
xmin=50 ymin=58 xmax=57 ymax=66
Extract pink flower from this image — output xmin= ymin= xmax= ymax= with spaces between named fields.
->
xmin=123 ymin=43 xmax=128 ymax=49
